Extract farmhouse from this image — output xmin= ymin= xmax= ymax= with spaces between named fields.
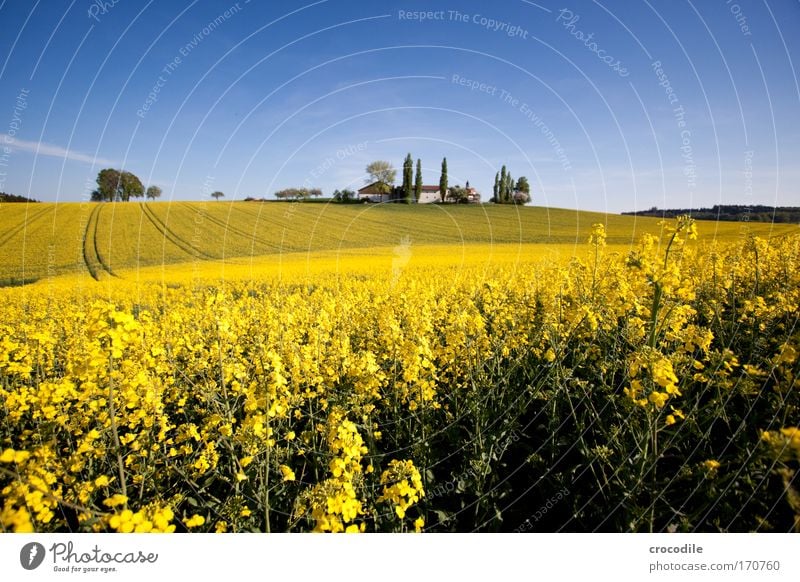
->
xmin=454 ymin=182 xmax=481 ymax=204
xmin=357 ymin=182 xmax=480 ymax=203
xmin=357 ymin=181 xmax=394 ymax=203
xmin=417 ymin=185 xmax=444 ymax=204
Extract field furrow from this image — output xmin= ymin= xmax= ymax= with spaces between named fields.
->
xmin=139 ymin=202 xmax=215 ymax=260
xmin=0 ymin=206 xmax=51 ymax=247
xmin=1 ymin=202 xmax=797 ymax=286
xmin=81 ymin=205 xmax=105 ymax=280
xmin=178 ymin=202 xmax=279 ymax=257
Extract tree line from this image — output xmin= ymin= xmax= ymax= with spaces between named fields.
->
xmin=492 ymin=166 xmax=530 ymax=204
xmin=274 ymin=188 xmax=323 ymax=200
xmin=355 ymin=156 xmax=531 ymax=204
xmin=622 ymin=205 xmax=800 ymax=223
xmin=0 ymin=191 xmax=39 ymax=203
xmin=356 ymin=156 xmax=441 ymax=203
xmin=87 ymin=160 xmax=533 ymax=206
xmin=90 ymin=168 xmax=226 ymax=202
xmin=91 ymin=169 xmax=161 ymax=202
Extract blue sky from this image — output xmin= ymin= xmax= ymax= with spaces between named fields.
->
xmin=0 ymin=0 xmax=798 ymax=212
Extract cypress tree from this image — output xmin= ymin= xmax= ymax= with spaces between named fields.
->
xmin=439 ymin=157 xmax=448 ymax=202
xmin=403 ymin=153 xmax=413 ymax=203
xmin=414 ymin=158 xmax=423 ymax=202
xmin=493 ymin=172 xmax=500 ymax=202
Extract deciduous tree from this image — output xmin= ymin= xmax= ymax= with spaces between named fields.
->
xmin=94 ymin=169 xmax=144 ymax=201
xmin=365 ymin=161 xmax=396 ymax=195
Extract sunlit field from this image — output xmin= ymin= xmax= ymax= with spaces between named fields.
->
xmin=1 ymin=204 xmax=798 ymax=532
xmin=0 ymin=202 xmax=794 ymax=285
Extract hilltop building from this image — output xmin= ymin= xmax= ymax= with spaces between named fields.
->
xmin=357 ymin=181 xmax=480 ymax=203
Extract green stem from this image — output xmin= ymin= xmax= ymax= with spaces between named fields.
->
xmin=648 ymin=282 xmax=663 ymax=348
xmin=107 ymin=356 xmax=127 ymax=504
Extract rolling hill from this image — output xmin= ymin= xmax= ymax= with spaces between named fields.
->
xmin=0 ymin=201 xmax=796 ymax=286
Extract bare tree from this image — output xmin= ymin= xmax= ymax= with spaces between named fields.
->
xmin=365 ymin=161 xmax=396 ymax=195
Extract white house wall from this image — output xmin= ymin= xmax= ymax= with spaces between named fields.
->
xmin=418 ymin=190 xmax=442 ymax=204
xmin=359 ymin=193 xmax=392 ymax=202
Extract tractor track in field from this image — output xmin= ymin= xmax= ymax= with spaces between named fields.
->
xmin=93 ymin=205 xmax=119 ymax=278
xmin=82 ymin=205 xmax=118 ymax=280
xmin=226 ymin=203 xmax=347 ymax=251
xmin=139 ymin=203 xmax=216 ymax=260
xmin=179 ymin=202 xmax=278 ymax=253
xmin=227 ymin=202 xmax=287 ymax=228
xmin=0 ymin=206 xmax=52 ymax=248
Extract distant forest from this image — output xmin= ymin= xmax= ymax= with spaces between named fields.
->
xmin=623 ymin=205 xmax=800 ymax=223
xmin=0 ymin=192 xmax=39 ymax=203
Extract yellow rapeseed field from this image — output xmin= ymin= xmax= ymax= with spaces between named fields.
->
xmin=0 ymin=202 xmax=794 ymax=285
xmin=0 ymin=210 xmax=798 ymax=532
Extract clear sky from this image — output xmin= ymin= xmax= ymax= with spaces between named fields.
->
xmin=0 ymin=0 xmax=798 ymax=212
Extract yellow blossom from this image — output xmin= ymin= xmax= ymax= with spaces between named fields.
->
xmin=648 ymin=391 xmax=669 ymax=409
xmin=184 ymin=514 xmax=205 ymax=528
xmin=279 ymin=465 xmax=296 ymax=482
xmin=94 ymin=475 xmax=111 ymax=487
xmin=103 ymin=494 xmax=128 ymax=508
